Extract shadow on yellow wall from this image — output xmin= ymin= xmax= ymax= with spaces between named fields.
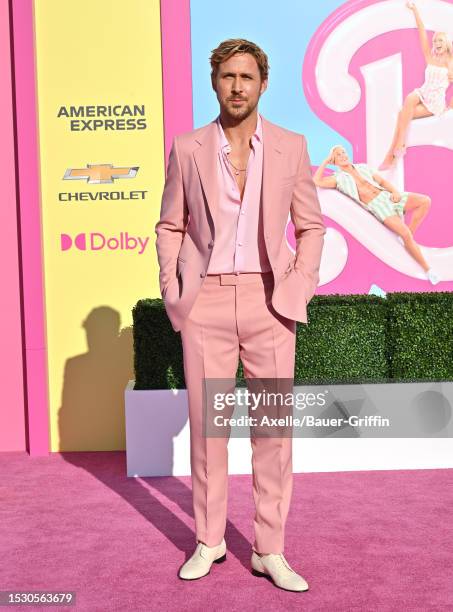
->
xmin=58 ymin=306 xmax=134 ymax=450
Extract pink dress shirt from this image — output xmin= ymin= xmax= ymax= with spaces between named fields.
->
xmin=207 ymin=113 xmax=271 ymax=274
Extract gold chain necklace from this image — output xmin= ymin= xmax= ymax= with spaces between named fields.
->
xmin=226 ymin=153 xmax=247 ymax=175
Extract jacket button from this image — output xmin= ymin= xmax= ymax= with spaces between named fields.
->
xmin=208 ymin=240 xmax=214 ymax=248
xmin=200 ymin=271 xmax=206 ymax=278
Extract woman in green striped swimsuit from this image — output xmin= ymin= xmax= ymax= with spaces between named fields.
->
xmin=313 ymin=145 xmax=439 ymax=284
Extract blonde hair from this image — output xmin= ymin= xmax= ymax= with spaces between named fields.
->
xmin=210 ymin=39 xmax=269 ymax=82
xmin=329 ymin=145 xmax=345 ymax=163
xmin=432 ymin=32 xmax=453 ymax=56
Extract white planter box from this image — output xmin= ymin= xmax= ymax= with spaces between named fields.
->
xmin=125 ymin=380 xmax=453 ymax=477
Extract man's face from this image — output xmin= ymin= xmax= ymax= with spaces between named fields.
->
xmin=332 ymin=147 xmax=350 ymax=167
xmin=212 ymin=52 xmax=267 ymax=121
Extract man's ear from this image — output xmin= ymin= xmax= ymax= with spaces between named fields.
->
xmin=260 ymin=78 xmax=268 ymax=95
xmin=211 ymin=74 xmax=217 ymax=92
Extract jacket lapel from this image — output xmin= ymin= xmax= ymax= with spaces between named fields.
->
xmin=261 ymin=116 xmax=284 ymax=232
xmin=192 ymin=121 xmax=219 ymax=230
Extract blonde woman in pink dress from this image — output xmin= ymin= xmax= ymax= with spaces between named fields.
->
xmin=379 ymin=1 xmax=453 ymax=170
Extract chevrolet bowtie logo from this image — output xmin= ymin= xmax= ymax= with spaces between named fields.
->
xmin=63 ymin=164 xmax=139 ymax=184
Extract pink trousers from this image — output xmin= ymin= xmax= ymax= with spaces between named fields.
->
xmin=179 ymin=271 xmax=296 ymax=554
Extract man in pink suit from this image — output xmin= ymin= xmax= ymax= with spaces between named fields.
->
xmin=155 ymin=39 xmax=325 ymax=592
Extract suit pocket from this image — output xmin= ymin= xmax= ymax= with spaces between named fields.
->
xmin=176 ymin=257 xmax=186 ymax=277
xmin=162 ymin=275 xmax=178 ymax=298
xmin=284 ymin=256 xmax=296 ymax=275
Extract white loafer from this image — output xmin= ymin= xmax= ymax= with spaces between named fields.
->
xmin=251 ymin=551 xmax=309 ymax=592
xmin=178 ymin=538 xmax=227 ymax=580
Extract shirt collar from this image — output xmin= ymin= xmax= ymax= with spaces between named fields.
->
xmin=216 ymin=113 xmax=262 ymax=151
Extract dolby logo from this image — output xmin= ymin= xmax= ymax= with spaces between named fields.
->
xmin=60 ymin=232 xmax=149 ymax=255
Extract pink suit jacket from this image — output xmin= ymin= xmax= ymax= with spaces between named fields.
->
xmin=155 ymin=115 xmax=326 ymax=333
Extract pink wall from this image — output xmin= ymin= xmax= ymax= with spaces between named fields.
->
xmin=160 ymin=0 xmax=193 ymax=165
xmin=10 ymin=0 xmax=50 ymax=455
xmin=0 ymin=0 xmax=26 ymax=451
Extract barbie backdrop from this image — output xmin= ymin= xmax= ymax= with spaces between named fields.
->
xmin=191 ymin=0 xmax=453 ymax=293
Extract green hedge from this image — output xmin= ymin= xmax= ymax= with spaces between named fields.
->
xmin=132 ymin=292 xmax=453 ymax=390
xmin=387 ymin=292 xmax=453 ymax=381
xmin=293 ymin=295 xmax=389 ymax=384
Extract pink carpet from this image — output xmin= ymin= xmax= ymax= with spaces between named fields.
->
xmin=1 ymin=452 xmax=452 ymax=611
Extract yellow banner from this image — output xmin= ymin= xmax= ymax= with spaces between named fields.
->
xmin=34 ymin=0 xmax=164 ymax=450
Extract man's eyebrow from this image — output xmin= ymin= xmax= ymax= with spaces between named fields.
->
xmin=220 ymin=71 xmax=255 ymax=77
